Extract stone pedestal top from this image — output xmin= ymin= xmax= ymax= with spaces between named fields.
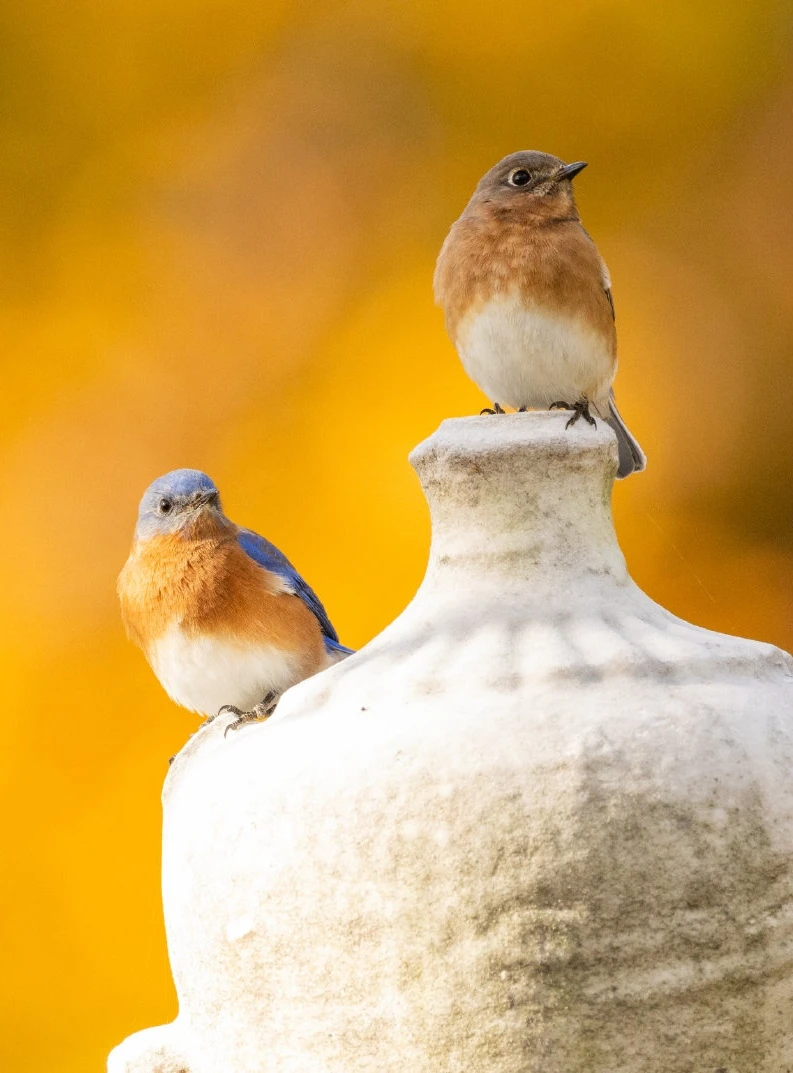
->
xmin=110 ymin=414 xmax=793 ymax=1073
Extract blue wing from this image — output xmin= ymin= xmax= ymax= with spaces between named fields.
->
xmin=237 ymin=527 xmax=352 ymax=654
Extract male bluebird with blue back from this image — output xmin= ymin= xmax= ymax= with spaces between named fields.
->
xmin=434 ymin=150 xmax=645 ymax=478
xmin=118 ymin=469 xmax=353 ymax=734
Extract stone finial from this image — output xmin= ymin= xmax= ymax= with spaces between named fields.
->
xmin=110 ymin=415 xmax=793 ymax=1073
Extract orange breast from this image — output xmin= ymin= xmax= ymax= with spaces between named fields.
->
xmin=434 ymin=199 xmax=616 ymax=355
xmin=117 ymin=519 xmax=325 ymax=677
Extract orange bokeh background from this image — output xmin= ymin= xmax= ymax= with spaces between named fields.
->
xmin=2 ymin=2 xmax=793 ymax=1069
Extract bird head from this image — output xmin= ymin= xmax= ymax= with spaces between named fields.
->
xmin=134 ymin=469 xmax=224 ymax=540
xmin=470 ymin=151 xmax=587 ymax=213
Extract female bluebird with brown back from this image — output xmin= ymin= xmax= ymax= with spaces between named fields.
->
xmin=118 ymin=469 xmax=353 ymax=734
xmin=434 ymin=150 xmax=645 ymax=478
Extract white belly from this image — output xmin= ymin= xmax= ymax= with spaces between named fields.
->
xmin=149 ymin=626 xmax=307 ymax=717
xmin=457 ymin=296 xmax=614 ymax=411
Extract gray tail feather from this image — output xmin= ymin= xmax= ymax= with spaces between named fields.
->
xmin=604 ymin=393 xmax=646 ymax=479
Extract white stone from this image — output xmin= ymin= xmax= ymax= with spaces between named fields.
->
xmin=109 ymin=413 xmax=793 ymax=1073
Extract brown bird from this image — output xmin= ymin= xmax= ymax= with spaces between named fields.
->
xmin=434 ymin=150 xmax=645 ymax=478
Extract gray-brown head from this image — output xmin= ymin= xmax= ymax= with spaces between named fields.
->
xmin=466 ymin=151 xmax=587 ymax=217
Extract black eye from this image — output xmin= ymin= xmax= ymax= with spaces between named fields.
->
xmin=158 ymin=497 xmax=174 ymax=515
xmin=509 ymin=169 xmax=532 ymax=187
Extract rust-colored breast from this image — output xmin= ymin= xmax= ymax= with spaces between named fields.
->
xmin=117 ymin=516 xmax=325 ymax=673
xmin=434 ymin=196 xmax=616 ymax=353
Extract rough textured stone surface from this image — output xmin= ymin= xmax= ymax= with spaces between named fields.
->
xmin=109 ymin=413 xmax=793 ymax=1073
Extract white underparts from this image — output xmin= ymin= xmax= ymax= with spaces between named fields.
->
xmin=456 ymin=296 xmax=614 ymax=410
xmin=149 ymin=625 xmax=314 ymax=717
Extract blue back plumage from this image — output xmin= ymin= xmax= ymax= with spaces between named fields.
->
xmin=237 ymin=528 xmax=352 ymax=655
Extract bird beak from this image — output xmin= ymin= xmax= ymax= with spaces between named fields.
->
xmin=558 ymin=161 xmax=588 ymax=180
xmin=191 ymin=491 xmax=218 ymax=510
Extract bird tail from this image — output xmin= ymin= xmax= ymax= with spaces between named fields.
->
xmin=604 ymin=392 xmax=646 ymax=479
xmin=324 ymin=637 xmax=355 ymax=663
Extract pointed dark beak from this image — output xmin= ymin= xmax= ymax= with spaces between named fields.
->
xmin=192 ymin=490 xmax=219 ymax=510
xmin=558 ymin=161 xmax=588 ymax=180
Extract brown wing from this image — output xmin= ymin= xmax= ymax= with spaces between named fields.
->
xmin=598 ymin=251 xmax=615 ymax=321
xmin=578 ymin=222 xmax=615 ymax=322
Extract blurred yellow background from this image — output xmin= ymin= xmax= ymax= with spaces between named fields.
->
xmin=2 ymin=1 xmax=792 ymax=1068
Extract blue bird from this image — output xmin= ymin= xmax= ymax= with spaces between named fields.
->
xmin=118 ymin=469 xmax=353 ymax=733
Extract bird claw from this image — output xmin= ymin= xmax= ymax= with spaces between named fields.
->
xmin=480 ymin=402 xmax=505 ymax=415
xmin=549 ymin=398 xmax=597 ymax=429
xmin=219 ymin=691 xmax=280 ymax=738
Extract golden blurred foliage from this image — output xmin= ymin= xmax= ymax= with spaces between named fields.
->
xmin=1 ymin=1 xmax=792 ymax=1068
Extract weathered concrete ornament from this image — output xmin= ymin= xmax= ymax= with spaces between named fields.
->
xmin=110 ymin=414 xmax=793 ymax=1073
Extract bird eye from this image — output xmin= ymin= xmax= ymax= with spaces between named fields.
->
xmin=508 ymin=169 xmax=532 ymax=187
xmin=158 ymin=497 xmax=174 ymax=515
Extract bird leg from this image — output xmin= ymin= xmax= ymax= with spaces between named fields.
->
xmin=219 ymin=691 xmax=281 ymax=738
xmin=549 ymin=398 xmax=597 ymax=429
xmin=480 ymin=402 xmax=506 ymax=415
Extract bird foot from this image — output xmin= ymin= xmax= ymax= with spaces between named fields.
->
xmin=480 ymin=402 xmax=506 ymax=415
xmin=219 ymin=691 xmax=280 ymax=738
xmin=549 ymin=398 xmax=597 ymax=429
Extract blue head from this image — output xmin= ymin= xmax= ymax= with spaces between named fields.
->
xmin=134 ymin=469 xmax=224 ymax=540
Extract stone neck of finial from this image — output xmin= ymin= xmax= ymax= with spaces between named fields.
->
xmin=409 ymin=414 xmax=629 ymax=599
